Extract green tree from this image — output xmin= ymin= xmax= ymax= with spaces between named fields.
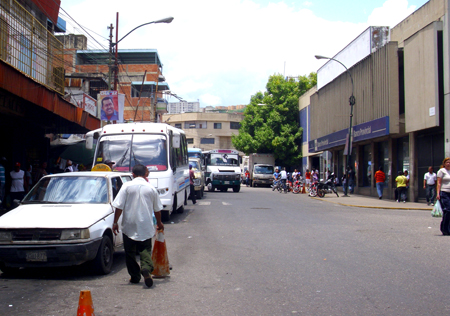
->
xmin=232 ymin=72 xmax=316 ymax=166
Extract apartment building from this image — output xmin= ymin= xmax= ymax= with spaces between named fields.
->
xmin=162 ymin=112 xmax=243 ymax=151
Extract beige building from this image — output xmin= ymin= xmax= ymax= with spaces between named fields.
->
xmin=301 ymin=0 xmax=449 ymax=201
xmin=162 ymin=112 xmax=243 ymax=151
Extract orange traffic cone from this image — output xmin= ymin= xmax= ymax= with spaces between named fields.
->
xmin=152 ymin=230 xmax=170 ymax=278
xmin=302 ymin=185 xmax=306 ymax=194
xmin=77 ymin=290 xmax=95 ymax=316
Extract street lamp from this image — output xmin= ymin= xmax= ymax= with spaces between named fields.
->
xmin=108 ymin=15 xmax=174 ymax=91
xmin=315 ymin=55 xmax=356 ymax=196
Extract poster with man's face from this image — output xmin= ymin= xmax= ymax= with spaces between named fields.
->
xmin=99 ymin=91 xmax=120 ymax=122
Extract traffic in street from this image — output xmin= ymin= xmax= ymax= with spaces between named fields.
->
xmin=0 ymin=185 xmax=446 ymax=315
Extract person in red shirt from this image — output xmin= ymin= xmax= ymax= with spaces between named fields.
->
xmin=189 ymin=164 xmax=196 ymax=205
xmin=305 ymin=169 xmax=311 ymax=189
xmin=245 ymin=170 xmax=250 ymax=187
xmin=375 ymin=166 xmax=386 ymax=199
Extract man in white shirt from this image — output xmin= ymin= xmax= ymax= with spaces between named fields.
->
xmin=112 ymin=164 xmax=163 ymax=287
xmin=423 ymin=166 xmax=437 ymax=206
xmin=280 ymin=167 xmax=288 ymax=192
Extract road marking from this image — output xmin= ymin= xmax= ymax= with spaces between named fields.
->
xmin=198 ymin=201 xmax=211 ymax=205
xmin=222 ymin=202 xmax=231 ymax=205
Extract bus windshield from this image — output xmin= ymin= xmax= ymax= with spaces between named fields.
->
xmin=95 ymin=134 xmax=168 ymax=171
xmin=209 ymin=153 xmax=239 ymax=166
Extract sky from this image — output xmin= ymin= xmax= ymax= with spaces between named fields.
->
xmin=59 ymin=0 xmax=429 ymax=107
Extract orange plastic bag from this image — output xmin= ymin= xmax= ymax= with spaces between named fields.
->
xmin=152 ymin=230 xmax=170 ymax=277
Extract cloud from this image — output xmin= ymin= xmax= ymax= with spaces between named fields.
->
xmin=61 ymin=0 xmax=424 ymax=107
xmin=303 ymin=1 xmax=313 ymax=7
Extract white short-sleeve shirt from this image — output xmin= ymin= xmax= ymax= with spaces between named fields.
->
xmin=112 ymin=177 xmax=163 ymax=241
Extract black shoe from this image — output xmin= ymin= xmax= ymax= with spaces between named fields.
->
xmin=141 ymin=269 xmax=153 ymax=287
xmin=129 ymin=278 xmax=140 ymax=284
xmin=193 ymin=201 xmax=196 ymax=205
xmin=379 ymin=196 xmax=382 ymax=199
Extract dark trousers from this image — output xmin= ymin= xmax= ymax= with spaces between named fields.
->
xmin=395 ymin=187 xmax=407 ymax=201
xmin=426 ymin=185 xmax=436 ymax=204
xmin=190 ymin=184 xmax=196 ymax=203
xmin=123 ymin=234 xmax=154 ymax=282
xmin=440 ymin=191 xmax=450 ymax=235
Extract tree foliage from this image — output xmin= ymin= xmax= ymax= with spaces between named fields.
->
xmin=232 ymin=72 xmax=317 ymax=166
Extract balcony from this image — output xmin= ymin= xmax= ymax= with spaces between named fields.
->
xmin=0 ymin=0 xmax=64 ymax=94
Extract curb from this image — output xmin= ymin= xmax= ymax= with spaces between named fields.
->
xmin=309 ymin=196 xmax=433 ymax=211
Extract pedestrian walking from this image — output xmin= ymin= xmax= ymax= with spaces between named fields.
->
xmin=404 ymin=170 xmax=410 ymax=201
xmin=112 ymin=164 xmax=164 ymax=287
xmin=305 ymin=169 xmax=311 ymax=189
xmin=348 ymin=166 xmax=355 ymax=194
xmin=395 ymin=170 xmax=407 ymax=203
xmin=64 ymin=160 xmax=74 ymax=172
xmin=189 ymin=164 xmax=196 ymax=204
xmin=34 ymin=161 xmax=48 ymax=184
xmin=10 ymin=162 xmax=26 ymax=205
xmin=437 ymin=158 xmax=450 ymax=235
xmin=245 ymin=169 xmax=250 ymax=187
xmin=423 ymin=166 xmax=437 ymax=206
xmin=375 ymin=166 xmax=386 ymax=199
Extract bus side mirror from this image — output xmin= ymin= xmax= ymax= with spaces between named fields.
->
xmin=86 ymin=135 xmax=93 ymax=150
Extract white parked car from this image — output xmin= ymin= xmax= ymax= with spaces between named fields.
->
xmin=0 ymin=172 xmax=132 ymax=275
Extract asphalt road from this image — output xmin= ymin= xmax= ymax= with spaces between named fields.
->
xmin=0 ymin=186 xmax=448 ymax=316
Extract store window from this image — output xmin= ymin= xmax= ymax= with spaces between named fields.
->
xmin=362 ymin=144 xmax=372 ymax=187
xmin=378 ymin=141 xmax=389 ymax=185
xmin=397 ymin=137 xmax=410 ymax=175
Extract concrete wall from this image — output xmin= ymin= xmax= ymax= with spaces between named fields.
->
xmin=404 ymin=21 xmax=442 ymax=132
xmin=310 ymin=42 xmax=400 ymax=140
xmin=391 ymin=0 xmax=445 ymax=47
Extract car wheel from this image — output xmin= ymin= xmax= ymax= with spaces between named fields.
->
xmin=233 ymin=186 xmax=240 ymax=192
xmin=93 ymin=235 xmax=113 ymax=275
xmin=208 ymin=183 xmax=214 ymax=192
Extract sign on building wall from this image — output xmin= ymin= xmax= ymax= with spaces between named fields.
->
xmin=98 ymin=91 xmax=124 ymax=122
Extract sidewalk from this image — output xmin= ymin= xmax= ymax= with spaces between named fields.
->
xmin=309 ymin=193 xmax=433 ymax=210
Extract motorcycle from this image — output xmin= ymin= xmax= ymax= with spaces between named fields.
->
xmin=317 ymin=174 xmax=339 ymax=198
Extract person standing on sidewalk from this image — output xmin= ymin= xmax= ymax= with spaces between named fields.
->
xmin=112 ymin=164 xmax=163 ymax=287
xmin=423 ymin=166 xmax=437 ymax=206
xmin=189 ymin=164 xmax=197 ymax=204
xmin=375 ymin=166 xmax=386 ymax=199
xmin=437 ymin=158 xmax=450 ymax=235
xmin=395 ymin=171 xmax=407 ymax=203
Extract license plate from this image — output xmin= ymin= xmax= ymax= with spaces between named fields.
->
xmin=224 ymin=181 xmax=230 ymax=184
xmin=26 ymin=251 xmax=47 ymax=262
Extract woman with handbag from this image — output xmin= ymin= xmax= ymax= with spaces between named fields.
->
xmin=436 ymin=157 xmax=450 ymax=235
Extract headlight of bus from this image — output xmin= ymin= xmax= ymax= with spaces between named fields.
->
xmin=60 ymin=229 xmax=90 ymax=240
xmin=0 ymin=231 xmax=12 ymax=242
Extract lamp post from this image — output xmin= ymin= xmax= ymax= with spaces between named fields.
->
xmin=315 ymin=55 xmax=356 ymax=196
xmin=108 ymin=15 xmax=174 ymax=98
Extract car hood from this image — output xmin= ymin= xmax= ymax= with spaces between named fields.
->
xmin=0 ymin=204 xmax=113 ymax=229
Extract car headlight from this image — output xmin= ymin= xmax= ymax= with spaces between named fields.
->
xmin=60 ymin=229 xmax=90 ymax=240
xmin=235 ymin=174 xmax=240 ymax=180
xmin=0 ymin=231 xmax=12 ymax=242
xmin=158 ymin=188 xmax=168 ymax=195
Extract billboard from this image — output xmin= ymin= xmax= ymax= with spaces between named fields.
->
xmin=98 ymin=90 xmax=123 ymax=122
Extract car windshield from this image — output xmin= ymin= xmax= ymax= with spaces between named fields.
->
xmin=23 ymin=176 xmax=108 ymax=204
xmin=254 ymin=165 xmax=274 ymax=174
xmin=209 ymin=153 xmax=239 ymax=166
xmin=190 ymin=160 xmax=199 ymax=169
xmin=188 ymin=152 xmax=202 ymax=159
xmin=95 ymin=134 xmax=168 ymax=172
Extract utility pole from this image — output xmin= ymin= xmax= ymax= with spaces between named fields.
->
xmin=107 ymin=23 xmax=114 ymax=90
xmin=113 ymin=13 xmax=119 ymax=91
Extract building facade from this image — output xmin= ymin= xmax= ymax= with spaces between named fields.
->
xmin=58 ymin=34 xmax=170 ymax=122
xmin=0 ymin=1 xmax=99 ymax=173
xmin=302 ymin=0 xmax=448 ymax=201
xmin=162 ymin=112 xmax=243 ymax=151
